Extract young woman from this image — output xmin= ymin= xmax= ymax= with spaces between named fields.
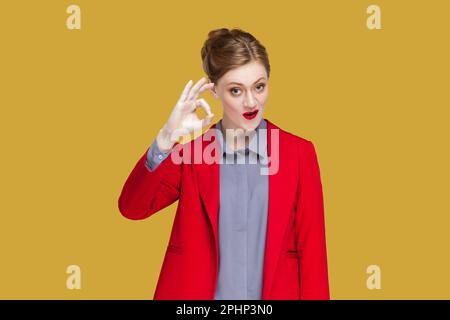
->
xmin=118 ymin=28 xmax=330 ymax=300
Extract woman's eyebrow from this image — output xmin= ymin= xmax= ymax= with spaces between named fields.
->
xmin=227 ymin=77 xmax=266 ymax=86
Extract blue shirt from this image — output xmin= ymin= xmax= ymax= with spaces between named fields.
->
xmin=145 ymin=119 xmax=269 ymax=300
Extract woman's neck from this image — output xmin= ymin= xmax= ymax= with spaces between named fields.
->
xmin=220 ymin=117 xmax=255 ymax=152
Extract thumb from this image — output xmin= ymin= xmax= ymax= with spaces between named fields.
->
xmin=201 ymin=113 xmax=214 ymax=128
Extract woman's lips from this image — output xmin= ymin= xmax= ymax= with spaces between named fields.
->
xmin=242 ymin=109 xmax=259 ymax=120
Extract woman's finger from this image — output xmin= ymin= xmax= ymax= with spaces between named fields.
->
xmin=178 ymin=80 xmax=193 ymax=103
xmin=187 ymin=77 xmax=207 ymax=101
xmin=195 ymin=98 xmax=214 ymax=117
xmin=195 ymin=83 xmax=215 ymax=100
xmin=201 ymin=113 xmax=214 ymax=128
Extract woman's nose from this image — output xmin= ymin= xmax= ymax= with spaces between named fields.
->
xmin=244 ymin=92 xmax=257 ymax=108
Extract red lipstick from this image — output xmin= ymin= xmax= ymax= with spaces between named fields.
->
xmin=243 ymin=109 xmax=258 ymax=120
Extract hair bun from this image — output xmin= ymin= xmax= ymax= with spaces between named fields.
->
xmin=200 ymin=28 xmax=270 ymax=84
xmin=208 ymin=28 xmax=230 ymax=40
xmin=202 ymin=28 xmax=230 ymax=57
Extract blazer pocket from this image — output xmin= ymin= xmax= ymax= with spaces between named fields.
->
xmin=167 ymin=244 xmax=184 ymax=255
xmin=286 ymin=250 xmax=299 ymax=259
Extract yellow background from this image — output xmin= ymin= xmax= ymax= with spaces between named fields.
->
xmin=1 ymin=0 xmax=449 ymax=299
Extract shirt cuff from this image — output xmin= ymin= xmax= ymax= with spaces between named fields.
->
xmin=145 ymin=139 xmax=171 ymax=171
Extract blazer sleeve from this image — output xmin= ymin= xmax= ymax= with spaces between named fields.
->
xmin=295 ymin=140 xmax=330 ymax=299
xmin=118 ymin=142 xmax=182 ymax=220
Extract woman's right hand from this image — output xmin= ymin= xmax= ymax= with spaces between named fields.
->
xmin=156 ymin=77 xmax=215 ymax=152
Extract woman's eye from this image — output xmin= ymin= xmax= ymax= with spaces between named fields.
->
xmin=230 ymin=84 xmax=266 ymax=95
xmin=230 ymin=88 xmax=241 ymax=95
xmin=256 ymin=83 xmax=266 ymax=91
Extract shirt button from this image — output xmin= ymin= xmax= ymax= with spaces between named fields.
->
xmin=158 ymin=154 xmax=163 ymax=160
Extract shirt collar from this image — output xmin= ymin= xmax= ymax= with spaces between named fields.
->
xmin=215 ymin=118 xmax=268 ymax=160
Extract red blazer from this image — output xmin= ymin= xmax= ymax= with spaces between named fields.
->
xmin=118 ymin=119 xmax=330 ymax=300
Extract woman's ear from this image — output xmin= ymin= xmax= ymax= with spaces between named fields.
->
xmin=209 ymin=84 xmax=218 ymax=99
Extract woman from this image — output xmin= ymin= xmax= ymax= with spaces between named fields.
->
xmin=118 ymin=28 xmax=330 ymax=300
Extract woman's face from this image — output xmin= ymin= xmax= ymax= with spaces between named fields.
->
xmin=210 ymin=60 xmax=269 ymax=132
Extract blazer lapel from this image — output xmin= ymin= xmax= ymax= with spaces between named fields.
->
xmin=194 ymin=123 xmax=221 ymax=279
xmin=261 ymin=119 xmax=291 ymax=299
